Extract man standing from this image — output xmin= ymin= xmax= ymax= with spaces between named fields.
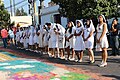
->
xmin=1 ymin=27 xmax=8 ymax=48
xmin=111 ymin=18 xmax=120 ymax=56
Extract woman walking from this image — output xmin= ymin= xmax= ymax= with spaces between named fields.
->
xmin=83 ymin=19 xmax=95 ymax=63
xmin=96 ymin=14 xmax=109 ymax=67
xmin=8 ymin=27 xmax=15 ymax=45
xmin=74 ymin=20 xmax=85 ymax=62
xmin=65 ymin=21 xmax=76 ymax=60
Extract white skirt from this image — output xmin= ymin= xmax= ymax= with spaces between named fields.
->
xmin=74 ymin=36 xmax=85 ymax=51
xmin=33 ymin=35 xmax=39 ymax=44
xmin=85 ymin=40 xmax=94 ymax=49
xmin=38 ymin=35 xmax=43 ymax=47
xmin=23 ymin=38 xmax=28 ymax=48
xmin=66 ymin=38 xmax=76 ymax=49
xmin=29 ymin=36 xmax=34 ymax=45
xmin=96 ymin=38 xmax=109 ymax=51
xmin=43 ymin=37 xmax=48 ymax=47
xmin=16 ymin=36 xmax=20 ymax=42
xmin=48 ymin=38 xmax=52 ymax=48
xmin=26 ymin=38 xmax=29 ymax=44
xmin=51 ymin=38 xmax=58 ymax=48
xmin=96 ymin=34 xmax=109 ymax=51
xmin=20 ymin=37 xmax=24 ymax=43
xmin=58 ymin=37 xmax=65 ymax=48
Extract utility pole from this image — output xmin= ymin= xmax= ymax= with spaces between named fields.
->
xmin=28 ymin=0 xmax=37 ymax=26
xmin=33 ymin=0 xmax=37 ymax=26
xmin=13 ymin=0 xmax=16 ymax=16
xmin=38 ymin=0 xmax=44 ymax=25
xmin=10 ymin=0 xmax=13 ymax=16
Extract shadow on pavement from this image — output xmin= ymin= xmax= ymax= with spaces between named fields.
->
xmin=102 ymin=75 xmax=120 ymax=80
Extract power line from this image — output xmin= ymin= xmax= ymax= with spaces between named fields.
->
xmin=16 ymin=2 xmax=28 ymax=9
xmin=5 ymin=0 xmax=27 ymax=9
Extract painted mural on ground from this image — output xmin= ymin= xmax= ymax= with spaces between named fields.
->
xmin=0 ymin=50 xmax=91 ymax=80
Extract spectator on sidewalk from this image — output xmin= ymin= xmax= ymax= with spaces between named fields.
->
xmin=110 ymin=18 xmax=119 ymax=56
xmin=1 ymin=26 xmax=8 ymax=48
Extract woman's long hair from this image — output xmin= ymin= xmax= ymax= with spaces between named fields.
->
xmin=98 ymin=14 xmax=106 ymax=24
xmin=68 ymin=21 xmax=74 ymax=34
xmin=86 ymin=19 xmax=91 ymax=28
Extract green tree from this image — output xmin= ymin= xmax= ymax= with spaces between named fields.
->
xmin=0 ymin=4 xmax=10 ymax=27
xmin=21 ymin=8 xmax=27 ymax=16
xmin=15 ymin=8 xmax=27 ymax=16
xmin=52 ymin=0 xmax=118 ymax=20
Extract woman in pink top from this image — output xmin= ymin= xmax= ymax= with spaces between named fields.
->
xmin=1 ymin=27 xmax=8 ymax=48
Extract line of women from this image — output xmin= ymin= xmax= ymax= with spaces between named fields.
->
xmin=15 ymin=14 xmax=109 ymax=67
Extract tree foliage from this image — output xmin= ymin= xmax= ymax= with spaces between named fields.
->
xmin=0 ymin=4 xmax=10 ymax=27
xmin=52 ymin=0 xmax=119 ymax=20
xmin=15 ymin=8 xmax=27 ymax=16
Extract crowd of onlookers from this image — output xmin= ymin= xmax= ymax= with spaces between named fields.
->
xmin=0 ymin=14 xmax=120 ymax=67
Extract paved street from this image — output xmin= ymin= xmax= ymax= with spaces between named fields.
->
xmin=0 ymin=44 xmax=120 ymax=80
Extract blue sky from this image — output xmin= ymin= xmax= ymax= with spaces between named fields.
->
xmin=4 ymin=0 xmax=51 ymax=14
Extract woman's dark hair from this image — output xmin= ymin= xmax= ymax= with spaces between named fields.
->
xmin=98 ymin=15 xmax=106 ymax=23
xmin=86 ymin=19 xmax=91 ymax=27
xmin=68 ymin=21 xmax=74 ymax=34
xmin=113 ymin=18 xmax=118 ymax=21
xmin=46 ymin=23 xmax=51 ymax=26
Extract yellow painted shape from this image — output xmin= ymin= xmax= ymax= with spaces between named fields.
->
xmin=0 ymin=53 xmax=14 ymax=61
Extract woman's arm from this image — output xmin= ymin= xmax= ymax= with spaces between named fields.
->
xmin=112 ymin=24 xmax=117 ymax=32
xmin=86 ymin=30 xmax=94 ymax=41
xmin=74 ymin=31 xmax=83 ymax=36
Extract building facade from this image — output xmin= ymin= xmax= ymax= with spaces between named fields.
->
xmin=40 ymin=3 xmax=68 ymax=27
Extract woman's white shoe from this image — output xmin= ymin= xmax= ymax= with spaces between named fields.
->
xmin=99 ymin=63 xmax=107 ymax=67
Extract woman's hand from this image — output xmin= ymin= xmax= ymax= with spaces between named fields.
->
xmin=97 ymin=38 xmax=102 ymax=43
xmin=84 ymin=38 xmax=88 ymax=41
xmin=66 ymin=37 xmax=69 ymax=42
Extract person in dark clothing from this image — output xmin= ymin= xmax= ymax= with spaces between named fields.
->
xmin=110 ymin=18 xmax=119 ymax=56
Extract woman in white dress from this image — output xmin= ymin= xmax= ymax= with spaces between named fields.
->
xmin=23 ymin=27 xmax=28 ymax=49
xmin=37 ymin=25 xmax=43 ymax=52
xmin=8 ymin=27 xmax=15 ymax=45
xmin=96 ymin=14 xmax=108 ymax=67
xmin=46 ymin=23 xmax=53 ymax=56
xmin=74 ymin=20 xmax=85 ymax=62
xmin=19 ymin=27 xmax=24 ymax=49
xmin=28 ymin=25 xmax=34 ymax=51
xmin=33 ymin=26 xmax=39 ymax=52
xmin=65 ymin=21 xmax=76 ymax=60
xmin=16 ymin=28 xmax=20 ymax=48
xmin=83 ymin=19 xmax=95 ymax=63
xmin=42 ymin=25 xmax=49 ymax=54
xmin=48 ymin=23 xmax=59 ymax=57
xmin=57 ymin=23 xmax=66 ymax=59
xmin=25 ymin=27 xmax=29 ymax=50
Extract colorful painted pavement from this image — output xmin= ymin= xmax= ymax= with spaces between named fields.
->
xmin=0 ymin=50 xmax=91 ymax=80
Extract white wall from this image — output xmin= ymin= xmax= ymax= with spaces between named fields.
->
xmin=10 ymin=16 xmax=32 ymax=27
xmin=41 ymin=5 xmax=68 ymax=27
xmin=41 ymin=14 xmax=53 ymax=26
xmin=41 ymin=5 xmax=59 ymax=15
xmin=61 ymin=17 xmax=68 ymax=28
